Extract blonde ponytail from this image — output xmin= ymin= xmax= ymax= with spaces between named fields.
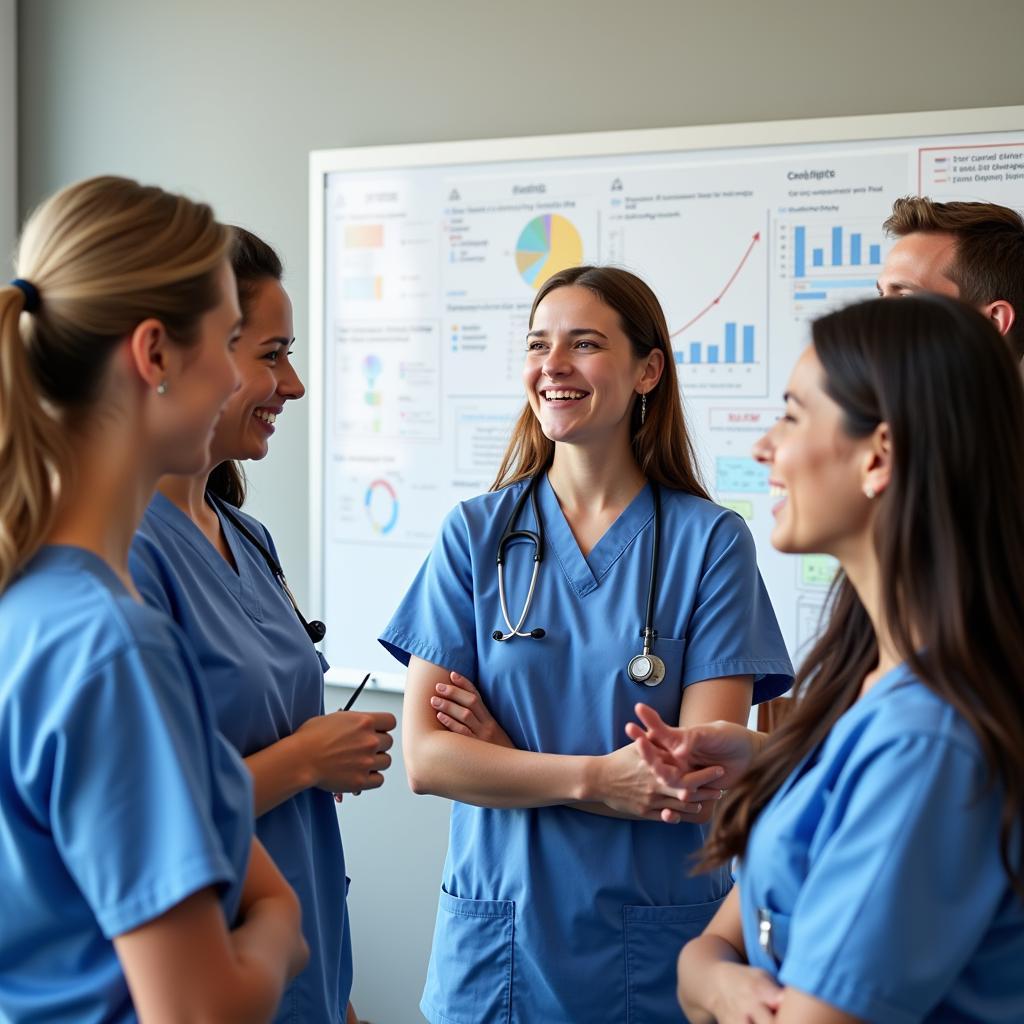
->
xmin=0 ymin=176 xmax=230 ymax=593
xmin=0 ymin=286 xmax=70 ymax=592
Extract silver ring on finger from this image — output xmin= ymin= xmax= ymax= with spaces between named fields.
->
xmin=720 ymin=789 xmax=727 ymax=799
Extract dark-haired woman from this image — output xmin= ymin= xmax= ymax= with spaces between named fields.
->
xmin=658 ymin=296 xmax=1024 ymax=1023
xmin=380 ymin=266 xmax=793 ymax=1021
xmin=130 ymin=228 xmax=396 ymax=1024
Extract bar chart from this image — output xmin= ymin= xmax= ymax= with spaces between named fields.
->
xmin=673 ymin=319 xmax=766 ymax=397
xmin=779 ymin=218 xmax=889 ymax=314
xmin=676 ymin=322 xmax=757 ymax=366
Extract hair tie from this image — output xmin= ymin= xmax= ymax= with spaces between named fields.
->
xmin=10 ymin=278 xmax=41 ymax=314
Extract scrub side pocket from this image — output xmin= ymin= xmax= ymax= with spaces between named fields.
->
xmin=623 ymin=895 xmax=727 ymax=1024
xmin=421 ymin=887 xmax=514 ymax=1024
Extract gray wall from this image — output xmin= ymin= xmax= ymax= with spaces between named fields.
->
xmin=1 ymin=0 xmax=16 ymax=264
xmin=17 ymin=2 xmax=1024 ymax=1019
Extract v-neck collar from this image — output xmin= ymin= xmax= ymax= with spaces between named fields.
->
xmin=147 ymin=491 xmax=263 ymax=620
xmin=536 ymin=474 xmax=655 ymax=597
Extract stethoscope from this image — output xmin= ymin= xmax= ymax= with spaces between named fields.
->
xmin=491 ymin=473 xmax=667 ymax=687
xmin=209 ymin=494 xmax=327 ymax=646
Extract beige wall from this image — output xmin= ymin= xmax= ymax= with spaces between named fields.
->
xmin=17 ymin=2 xmax=1024 ymax=1018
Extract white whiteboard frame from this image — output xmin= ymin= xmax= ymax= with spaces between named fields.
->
xmin=309 ymin=104 xmax=1024 ymax=691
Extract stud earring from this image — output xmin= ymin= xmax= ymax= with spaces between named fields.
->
xmin=640 ymin=392 xmax=647 ymax=426
xmin=156 ymin=380 xmax=168 ymax=396
xmin=864 ymin=485 xmax=876 ymax=499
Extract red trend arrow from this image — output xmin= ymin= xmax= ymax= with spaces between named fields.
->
xmin=670 ymin=232 xmax=761 ymax=338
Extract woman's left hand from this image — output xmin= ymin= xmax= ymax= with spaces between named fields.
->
xmin=431 ymin=673 xmax=516 ymax=748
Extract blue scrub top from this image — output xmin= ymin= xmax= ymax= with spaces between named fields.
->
xmin=0 ymin=546 xmax=252 ymax=1024
xmin=380 ymin=477 xmax=793 ymax=1023
xmin=739 ymin=663 xmax=1024 ymax=1023
xmin=130 ymin=493 xmax=351 ymax=1023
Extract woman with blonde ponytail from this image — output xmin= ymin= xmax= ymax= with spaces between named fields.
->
xmin=0 ymin=176 xmax=307 ymax=1022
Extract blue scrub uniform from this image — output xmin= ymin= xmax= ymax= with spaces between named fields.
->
xmin=380 ymin=477 xmax=793 ymax=1023
xmin=739 ymin=663 xmax=1024 ymax=1023
xmin=0 ymin=546 xmax=252 ymax=1023
xmin=130 ymin=493 xmax=352 ymax=1023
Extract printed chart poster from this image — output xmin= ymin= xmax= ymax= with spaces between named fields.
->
xmin=317 ymin=124 xmax=1024 ymax=687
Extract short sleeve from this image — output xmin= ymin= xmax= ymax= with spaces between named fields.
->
xmin=779 ymin=733 xmax=1007 ymax=1022
xmin=378 ymin=505 xmax=478 ymax=681
xmin=47 ymin=644 xmax=242 ymax=938
xmin=682 ymin=513 xmax=793 ymax=702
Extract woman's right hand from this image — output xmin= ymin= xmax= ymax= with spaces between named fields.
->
xmin=294 ymin=710 xmax=396 ymax=795
xmin=703 ymin=962 xmax=782 ymax=1024
xmin=626 ymin=704 xmax=762 ymax=799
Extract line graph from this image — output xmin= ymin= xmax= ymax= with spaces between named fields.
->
xmin=665 ymin=227 xmax=768 ymax=398
xmin=671 ymin=232 xmax=761 ymax=339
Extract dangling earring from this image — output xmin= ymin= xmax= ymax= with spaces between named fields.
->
xmin=640 ymin=392 xmax=647 ymax=426
xmin=863 ymin=485 xmax=876 ymax=499
xmin=156 ymin=380 xmax=169 ymax=396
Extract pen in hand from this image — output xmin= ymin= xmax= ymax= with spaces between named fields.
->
xmin=335 ymin=673 xmax=375 ymax=804
xmin=343 ymin=672 xmax=371 ymax=712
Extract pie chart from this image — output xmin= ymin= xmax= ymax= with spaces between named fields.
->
xmin=515 ymin=214 xmax=583 ymax=289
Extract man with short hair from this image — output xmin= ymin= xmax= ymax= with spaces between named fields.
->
xmin=878 ymin=197 xmax=1024 ymax=359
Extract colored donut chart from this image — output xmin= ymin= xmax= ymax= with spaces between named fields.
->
xmin=364 ymin=479 xmax=399 ymax=535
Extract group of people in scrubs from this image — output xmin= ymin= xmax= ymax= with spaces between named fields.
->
xmin=0 ymin=177 xmax=394 ymax=1023
xmin=0 ymin=170 xmax=1022 ymax=1024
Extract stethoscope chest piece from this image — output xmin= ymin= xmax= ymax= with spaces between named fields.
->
xmin=627 ymin=652 xmax=666 ymax=687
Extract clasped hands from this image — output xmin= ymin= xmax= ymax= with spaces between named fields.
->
xmin=431 ymin=673 xmax=757 ymax=822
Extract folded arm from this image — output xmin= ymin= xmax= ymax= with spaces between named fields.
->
xmin=409 ymin=656 xmax=749 ymax=822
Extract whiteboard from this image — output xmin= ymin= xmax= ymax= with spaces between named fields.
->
xmin=309 ymin=106 xmax=1024 ymax=693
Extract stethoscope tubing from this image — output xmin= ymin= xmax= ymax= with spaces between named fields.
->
xmin=493 ymin=473 xmax=662 ymax=667
xmin=208 ymin=492 xmax=327 ymax=645
xmin=493 ymin=475 xmax=546 ymax=641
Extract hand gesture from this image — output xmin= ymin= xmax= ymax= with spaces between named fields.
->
xmin=626 ymin=704 xmax=759 ymax=802
xmin=295 ymin=710 xmax=396 ymax=796
xmin=431 ymin=672 xmax=516 ymax=748
xmin=591 ymin=739 xmax=711 ymax=822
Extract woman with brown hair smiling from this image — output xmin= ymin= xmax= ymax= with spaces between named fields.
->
xmin=381 ymin=265 xmax=792 ymax=1022
xmin=642 ymin=295 xmax=1024 ymax=1023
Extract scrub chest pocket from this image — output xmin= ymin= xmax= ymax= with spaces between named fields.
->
xmin=424 ymin=888 xmax=515 ymax=1024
